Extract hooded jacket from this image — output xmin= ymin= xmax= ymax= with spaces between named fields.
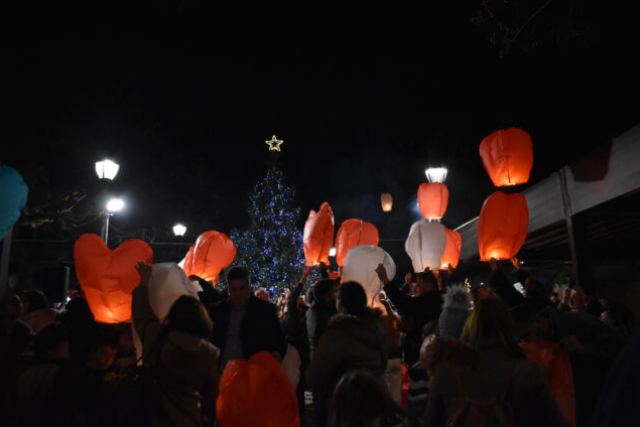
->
xmin=310 ymin=310 xmax=387 ymax=427
xmin=132 ymin=286 xmax=220 ymax=427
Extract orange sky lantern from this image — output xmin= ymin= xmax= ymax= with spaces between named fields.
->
xmin=478 ymin=192 xmax=529 ymax=261
xmin=335 ymin=219 xmax=379 ymax=267
xmin=74 ymin=234 xmax=153 ymax=323
xmin=479 ymin=128 xmax=534 ymax=187
xmin=183 ymin=230 xmax=237 ymax=284
xmin=303 ymin=202 xmax=334 ymax=266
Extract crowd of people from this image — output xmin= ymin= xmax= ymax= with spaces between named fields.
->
xmin=0 ymin=259 xmax=638 ymax=426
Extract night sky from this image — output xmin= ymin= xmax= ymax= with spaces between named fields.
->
xmin=3 ymin=4 xmax=640 ymax=248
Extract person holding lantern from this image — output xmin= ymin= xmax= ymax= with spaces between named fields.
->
xmin=376 ymin=265 xmax=443 ymax=365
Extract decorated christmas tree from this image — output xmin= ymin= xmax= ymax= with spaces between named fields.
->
xmin=230 ymin=168 xmax=306 ymax=297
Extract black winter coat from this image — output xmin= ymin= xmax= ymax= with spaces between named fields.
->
xmin=310 ymin=311 xmax=387 ymax=427
xmin=211 ymin=296 xmax=286 ymax=363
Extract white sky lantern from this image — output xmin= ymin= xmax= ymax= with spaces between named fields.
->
xmin=173 ymin=223 xmax=187 ymax=237
xmin=95 ymin=159 xmax=120 ymax=181
xmin=405 ymin=220 xmax=447 ymax=271
xmin=106 ymin=198 xmax=125 ymax=213
xmin=425 ymin=167 xmax=448 ymax=183
xmin=329 ymin=247 xmax=337 ymax=257
xmin=380 ymin=193 xmax=393 ymax=212
xmin=342 ymin=245 xmax=396 ymax=306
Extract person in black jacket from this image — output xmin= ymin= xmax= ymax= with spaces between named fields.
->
xmin=211 ymin=267 xmax=286 ymax=369
xmin=376 ymin=265 xmax=443 ymax=365
xmin=305 ymin=278 xmax=338 ymax=361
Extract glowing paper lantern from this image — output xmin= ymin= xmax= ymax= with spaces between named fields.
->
xmin=303 ymin=202 xmax=334 ymax=266
xmin=183 ymin=231 xmax=236 ymax=284
xmin=335 ymin=219 xmax=380 ymax=267
xmin=478 ymin=192 xmax=529 ymax=261
xmin=480 ymin=128 xmax=533 ymax=187
xmin=342 ymin=245 xmax=396 ymax=305
xmin=132 ymin=263 xmax=202 ymax=358
xmin=74 ymin=234 xmax=153 ymax=323
xmin=217 ymin=352 xmax=299 ymax=427
xmin=417 ymin=183 xmax=449 ymax=221
xmin=441 ymin=228 xmax=462 ymax=269
xmin=380 ymin=193 xmax=393 ymax=212
xmin=147 ymin=263 xmax=201 ymax=321
xmin=405 ymin=220 xmax=446 ymax=272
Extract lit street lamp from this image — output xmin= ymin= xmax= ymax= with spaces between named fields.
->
xmin=425 ymin=167 xmax=448 ymax=183
xmin=173 ymin=223 xmax=187 ymax=237
xmin=95 ymin=159 xmax=120 ymax=181
xmin=103 ymin=198 xmax=125 ymax=245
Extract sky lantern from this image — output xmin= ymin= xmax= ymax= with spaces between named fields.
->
xmin=74 ymin=234 xmax=153 ymax=323
xmin=335 ymin=219 xmax=380 ymax=267
xmin=441 ymin=227 xmax=462 ymax=269
xmin=380 ymin=193 xmax=393 ymax=212
xmin=405 ymin=220 xmax=447 ymax=272
xmin=417 ymin=167 xmax=449 ymax=221
xmin=477 ymin=192 xmax=529 ymax=261
xmin=217 ymin=352 xmax=299 ymax=427
xmin=342 ymin=245 xmax=396 ymax=306
xmin=417 ymin=183 xmax=449 ymax=221
xmin=479 ymin=128 xmax=533 ymax=187
xmin=303 ymin=202 xmax=334 ymax=266
xmin=183 ymin=230 xmax=237 ymax=284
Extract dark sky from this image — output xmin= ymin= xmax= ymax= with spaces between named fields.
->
xmin=3 ymin=4 xmax=640 ymax=246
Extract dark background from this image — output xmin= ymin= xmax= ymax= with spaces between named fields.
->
xmin=2 ymin=2 xmax=640 ymax=274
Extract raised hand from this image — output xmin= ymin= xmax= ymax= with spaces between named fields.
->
xmin=135 ymin=261 xmax=152 ymax=286
xmin=375 ymin=264 xmax=390 ymax=285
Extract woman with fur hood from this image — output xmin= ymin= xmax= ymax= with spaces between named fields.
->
xmin=310 ymin=281 xmax=388 ymax=427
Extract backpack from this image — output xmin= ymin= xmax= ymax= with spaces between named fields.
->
xmin=446 ymin=362 xmax=524 ymax=427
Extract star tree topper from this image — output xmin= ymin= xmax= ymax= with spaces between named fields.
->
xmin=265 ymin=135 xmax=284 ymax=152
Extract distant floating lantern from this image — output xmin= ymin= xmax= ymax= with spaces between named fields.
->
xmin=380 ymin=193 xmax=393 ymax=212
xmin=477 ymin=192 xmax=529 ymax=261
xmin=479 ymin=128 xmax=533 ymax=187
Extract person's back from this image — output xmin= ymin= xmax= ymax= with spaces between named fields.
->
xmin=132 ymin=263 xmax=220 ymax=427
xmin=424 ymin=298 xmax=567 ymax=427
xmin=311 ymin=282 xmax=387 ymax=427
xmin=306 ymin=279 xmax=338 ymax=360
xmin=426 ymin=349 xmax=566 ymax=427
xmin=331 ymin=370 xmax=406 ymax=427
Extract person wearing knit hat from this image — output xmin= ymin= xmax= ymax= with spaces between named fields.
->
xmin=438 ymin=285 xmax=472 ymax=339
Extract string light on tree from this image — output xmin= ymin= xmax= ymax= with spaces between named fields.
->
xmin=265 ymin=135 xmax=284 ymax=152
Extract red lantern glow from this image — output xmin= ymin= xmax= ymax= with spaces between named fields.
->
xmin=183 ymin=231 xmax=236 ymax=284
xmin=479 ymin=128 xmax=533 ymax=187
xmin=440 ymin=228 xmax=462 ymax=269
xmin=478 ymin=192 xmax=529 ymax=261
xmin=335 ymin=219 xmax=379 ymax=267
xmin=417 ymin=183 xmax=449 ymax=221
xmin=74 ymin=234 xmax=153 ymax=323
xmin=303 ymin=202 xmax=334 ymax=266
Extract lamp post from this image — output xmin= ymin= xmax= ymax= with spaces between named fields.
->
xmin=425 ymin=167 xmax=448 ymax=183
xmin=173 ymin=223 xmax=187 ymax=237
xmin=95 ymin=159 xmax=120 ymax=181
xmin=103 ymin=198 xmax=125 ymax=245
